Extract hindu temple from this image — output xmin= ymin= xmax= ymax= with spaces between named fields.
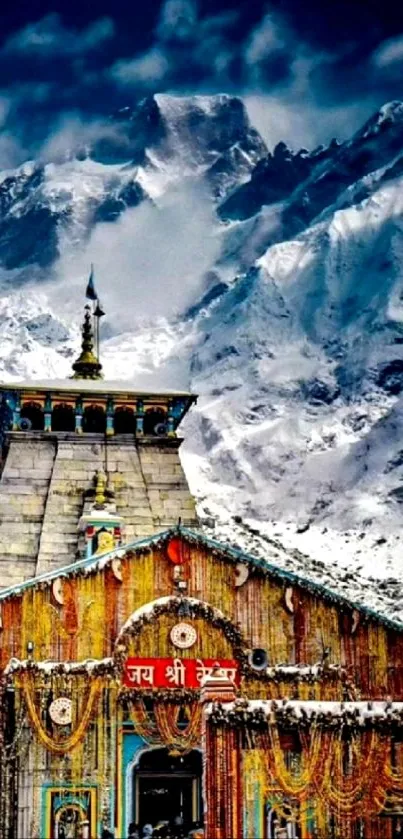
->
xmin=0 ymin=299 xmax=403 ymax=839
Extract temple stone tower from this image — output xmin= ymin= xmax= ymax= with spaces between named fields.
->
xmin=0 ymin=304 xmax=197 ymax=587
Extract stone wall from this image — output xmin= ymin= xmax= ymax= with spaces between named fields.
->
xmin=0 ymin=431 xmax=198 ymax=586
xmin=0 ymin=436 xmax=56 ymax=585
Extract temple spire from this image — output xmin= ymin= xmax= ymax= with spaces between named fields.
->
xmin=71 ymin=304 xmax=103 ymax=380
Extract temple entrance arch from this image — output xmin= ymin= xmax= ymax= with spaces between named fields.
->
xmin=130 ymin=747 xmax=203 ymax=835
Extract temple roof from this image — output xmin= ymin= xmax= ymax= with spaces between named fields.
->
xmin=0 ymin=379 xmax=194 ymax=397
xmin=0 ymin=526 xmax=402 ymax=632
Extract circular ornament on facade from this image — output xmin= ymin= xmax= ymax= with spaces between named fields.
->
xmin=170 ymin=622 xmax=197 ymax=649
xmin=167 ymin=537 xmax=184 ymax=565
xmin=49 ymin=697 xmax=72 ymax=726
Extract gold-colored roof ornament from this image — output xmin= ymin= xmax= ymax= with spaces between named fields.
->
xmin=71 ymin=305 xmax=103 ymax=380
xmin=94 ymin=469 xmax=107 ymax=507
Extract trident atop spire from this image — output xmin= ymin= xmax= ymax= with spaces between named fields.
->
xmin=71 ymin=304 xmax=103 ymax=380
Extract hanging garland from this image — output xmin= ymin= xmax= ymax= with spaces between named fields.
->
xmin=128 ymin=697 xmax=202 ymax=753
xmin=128 ymin=698 xmax=160 ymax=744
xmin=313 ymin=729 xmax=384 ymax=811
xmin=120 ymin=687 xmax=200 ymax=704
xmin=208 ymin=705 xmax=403 ymax=824
xmin=20 ymin=673 xmax=102 ymax=754
xmin=268 ymin=726 xmax=403 ymax=819
xmin=115 ymin=597 xmax=246 ymax=664
xmin=262 ymin=721 xmax=330 ymax=798
xmin=154 ymin=702 xmax=202 ymax=754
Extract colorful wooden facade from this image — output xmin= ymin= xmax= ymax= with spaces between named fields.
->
xmin=0 ymin=528 xmax=403 ymax=838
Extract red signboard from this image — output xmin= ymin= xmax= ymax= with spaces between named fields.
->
xmin=123 ymin=657 xmax=239 ymax=689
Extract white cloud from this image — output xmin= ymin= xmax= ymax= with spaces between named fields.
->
xmin=4 ymin=13 xmax=115 ymax=56
xmin=0 ymin=132 xmax=27 ymax=169
xmin=109 ymin=3 xmax=239 ymax=90
xmin=372 ymin=35 xmax=403 ymax=68
xmin=80 ymin=18 xmax=115 ymax=51
xmin=0 ymin=97 xmax=11 ymax=128
xmin=38 ymin=114 xmax=127 ymax=162
xmin=245 ymin=94 xmax=378 ymax=151
xmin=244 ymin=13 xmax=286 ymax=66
xmin=157 ymin=0 xmax=198 ymax=42
xmin=51 ymin=181 xmax=220 ymax=327
xmin=112 ymin=49 xmax=170 ymax=86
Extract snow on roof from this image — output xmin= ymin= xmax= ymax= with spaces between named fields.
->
xmin=116 ymin=595 xmax=228 ymax=643
xmin=0 ymin=526 xmax=402 ymax=632
xmin=0 ymin=379 xmax=193 ymax=397
xmin=205 ymin=698 xmax=403 ymax=724
xmin=201 ymin=517 xmax=403 ymax=629
xmin=4 ymin=657 xmax=114 ymax=675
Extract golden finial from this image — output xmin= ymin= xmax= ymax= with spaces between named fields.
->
xmin=71 ymin=304 xmax=103 ymax=380
xmin=94 ymin=469 xmax=107 ymax=506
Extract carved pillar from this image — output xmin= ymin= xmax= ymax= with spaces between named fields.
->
xmin=75 ymin=397 xmax=83 ymax=434
xmin=167 ymin=400 xmax=176 ymax=437
xmin=12 ymin=393 xmax=20 ymax=431
xmin=135 ymin=400 xmax=144 ymax=436
xmin=106 ymin=397 xmax=114 ymax=437
xmin=44 ymin=393 xmax=52 ymax=432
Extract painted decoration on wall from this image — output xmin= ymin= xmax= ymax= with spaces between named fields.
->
xmin=170 ymin=622 xmax=197 ymax=649
xmin=52 ymin=577 xmax=64 ymax=606
xmin=49 ymin=697 xmax=73 ymax=726
xmin=124 ymin=657 xmax=239 ymax=688
xmin=284 ymin=586 xmax=294 ymax=613
xmin=167 ymin=537 xmax=186 ymax=565
xmin=111 ymin=557 xmax=123 ymax=581
xmin=234 ymin=563 xmax=249 ymax=587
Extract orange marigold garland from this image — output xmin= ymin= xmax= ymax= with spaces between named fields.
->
xmin=128 ymin=698 xmax=202 ymax=753
xmin=154 ymin=702 xmax=202 ymax=754
xmin=128 ymin=698 xmax=159 ymax=744
xmin=21 ymin=673 xmax=101 ymax=754
xmin=216 ymin=717 xmax=403 ymax=826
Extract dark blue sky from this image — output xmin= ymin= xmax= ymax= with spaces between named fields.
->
xmin=0 ymin=0 xmax=402 ymax=164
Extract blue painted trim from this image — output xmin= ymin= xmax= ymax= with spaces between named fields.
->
xmin=122 ymin=729 xmax=147 ymax=835
xmin=40 ymin=781 xmax=99 ymax=839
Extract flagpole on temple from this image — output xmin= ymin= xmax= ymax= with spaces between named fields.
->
xmin=85 ymin=264 xmax=105 ymax=362
xmin=94 ymin=302 xmax=99 ymax=360
xmin=94 ymin=299 xmax=105 ymax=362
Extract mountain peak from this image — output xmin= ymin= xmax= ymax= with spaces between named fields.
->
xmin=354 ymin=100 xmax=403 ymax=142
xmin=152 ymin=92 xmax=267 ymax=164
xmin=1 ymin=95 xmax=403 ymax=560
xmin=377 ymin=100 xmax=403 ymax=122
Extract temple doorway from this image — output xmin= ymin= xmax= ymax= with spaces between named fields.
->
xmin=132 ymin=748 xmax=203 ymax=834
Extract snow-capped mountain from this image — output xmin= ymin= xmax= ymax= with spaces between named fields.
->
xmin=2 ymin=94 xmax=403 ymax=617
xmin=0 ymin=95 xmax=265 ymax=279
